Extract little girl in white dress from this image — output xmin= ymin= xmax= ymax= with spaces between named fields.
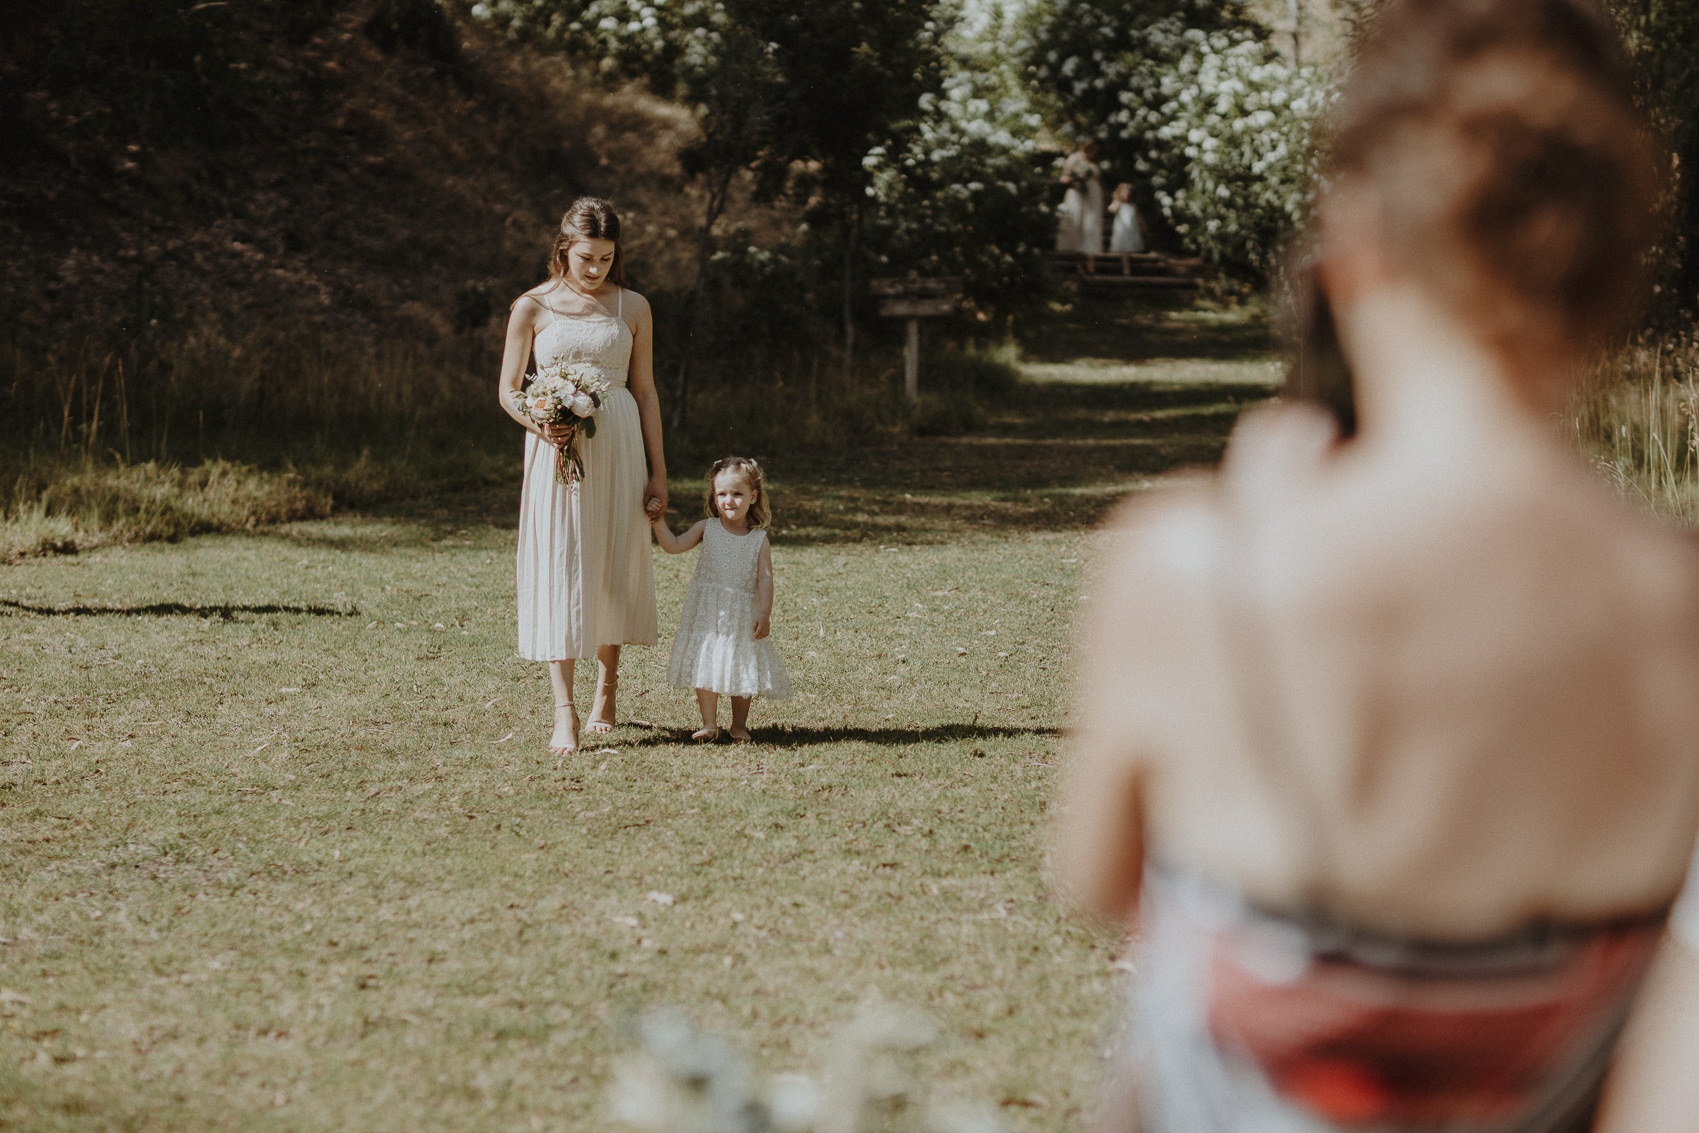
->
xmin=649 ymin=457 xmax=791 ymax=741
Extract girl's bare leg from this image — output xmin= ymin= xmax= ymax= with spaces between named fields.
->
xmin=693 ymin=688 xmax=720 ymax=741
xmin=728 ymin=696 xmax=753 ymax=742
xmin=586 ymin=645 xmax=620 ymax=734
xmin=548 ymin=659 xmax=577 ymax=754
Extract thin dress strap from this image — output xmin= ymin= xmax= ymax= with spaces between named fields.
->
xmin=617 ymin=286 xmax=624 ymax=320
xmin=527 ymin=289 xmax=564 ymax=331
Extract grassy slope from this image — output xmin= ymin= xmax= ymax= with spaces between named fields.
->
xmin=0 ymin=307 xmax=1278 ymax=1131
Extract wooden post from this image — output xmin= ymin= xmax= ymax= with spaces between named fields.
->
xmin=904 ymin=318 xmax=920 ymax=404
xmin=871 ymin=274 xmax=961 ymax=407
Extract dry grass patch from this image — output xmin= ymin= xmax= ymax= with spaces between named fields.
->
xmin=1569 ymin=338 xmax=1699 ymax=524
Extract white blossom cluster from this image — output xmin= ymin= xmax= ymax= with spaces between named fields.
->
xmin=858 ymin=3 xmax=1053 ymax=303
xmin=468 ymin=0 xmax=723 ymax=79
xmin=1117 ymin=28 xmax=1328 ymax=272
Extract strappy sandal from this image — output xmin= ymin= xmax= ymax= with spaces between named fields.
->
xmin=550 ymin=703 xmax=578 ymax=755
xmin=586 ymin=674 xmax=617 ymax=735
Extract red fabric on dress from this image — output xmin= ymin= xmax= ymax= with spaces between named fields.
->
xmin=1204 ymin=922 xmax=1663 ymax=1125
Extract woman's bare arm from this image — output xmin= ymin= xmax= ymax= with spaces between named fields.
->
xmin=1053 ymin=503 xmax=1192 ymax=930
xmin=1594 ymin=936 xmax=1699 ymax=1132
xmin=623 ymin=290 xmax=668 ymax=514
xmin=497 ymin=296 xmax=548 ymax=439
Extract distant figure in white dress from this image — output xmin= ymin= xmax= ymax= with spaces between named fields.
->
xmin=649 ymin=457 xmax=791 ymax=743
xmin=1108 ymin=182 xmax=1147 ymax=254
xmin=1056 ymin=139 xmax=1106 ymax=255
xmin=497 ymin=198 xmax=668 ymax=756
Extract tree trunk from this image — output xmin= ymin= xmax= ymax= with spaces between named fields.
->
xmin=671 ymin=167 xmax=735 ymax=432
xmin=841 ymin=202 xmax=861 ymax=389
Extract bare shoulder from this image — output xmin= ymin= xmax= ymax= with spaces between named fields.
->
xmin=507 ymin=286 xmax=553 ymax=328
xmin=620 ymin=287 xmax=653 ymax=322
xmin=1097 ymin=473 xmax=1224 ymax=592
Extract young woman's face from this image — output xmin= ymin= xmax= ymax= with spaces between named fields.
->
xmin=713 ymin=472 xmax=756 ymax=525
xmin=566 ymin=238 xmax=617 ymax=292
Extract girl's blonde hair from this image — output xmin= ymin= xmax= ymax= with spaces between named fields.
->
xmin=706 ymin=457 xmax=771 ymax=529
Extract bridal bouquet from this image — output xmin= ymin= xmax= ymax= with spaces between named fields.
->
xmin=510 ymin=360 xmax=612 ymax=484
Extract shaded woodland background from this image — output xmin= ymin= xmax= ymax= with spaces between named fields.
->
xmin=2 ymin=0 xmax=1697 ymax=558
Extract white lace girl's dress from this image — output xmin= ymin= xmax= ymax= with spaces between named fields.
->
xmin=666 ymin=520 xmax=792 ymax=698
xmin=515 ymin=287 xmax=658 ymax=661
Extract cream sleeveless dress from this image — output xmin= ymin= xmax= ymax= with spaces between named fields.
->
xmin=515 ymin=287 xmax=657 ymax=661
xmin=666 ymin=520 xmax=792 ymax=698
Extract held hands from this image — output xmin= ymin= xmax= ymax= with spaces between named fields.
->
xmin=644 ymin=475 xmax=668 ymax=519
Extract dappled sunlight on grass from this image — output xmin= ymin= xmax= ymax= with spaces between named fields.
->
xmin=1 ymin=527 xmax=1106 ymax=1131
xmin=0 ymin=300 xmax=1280 ymax=1131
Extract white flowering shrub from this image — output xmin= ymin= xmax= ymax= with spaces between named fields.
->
xmin=861 ymin=11 xmax=1056 ymax=316
xmin=1123 ymin=30 xmax=1328 ymax=275
xmin=467 ymin=0 xmax=702 ymax=83
xmin=1026 ymin=0 xmax=1328 ymax=276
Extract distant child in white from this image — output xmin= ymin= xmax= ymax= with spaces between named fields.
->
xmin=1108 ymin=182 xmax=1146 ymax=254
xmin=648 ymin=457 xmax=792 ymax=741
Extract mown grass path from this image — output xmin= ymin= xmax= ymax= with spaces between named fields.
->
xmin=0 ymin=305 xmax=1277 ymax=1131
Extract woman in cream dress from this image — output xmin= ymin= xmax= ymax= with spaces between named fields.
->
xmin=497 ymin=198 xmax=667 ymax=754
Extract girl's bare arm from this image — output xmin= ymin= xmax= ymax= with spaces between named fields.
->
xmin=652 ymin=517 xmax=706 ymax=555
xmin=753 ymin=538 xmax=774 ymax=639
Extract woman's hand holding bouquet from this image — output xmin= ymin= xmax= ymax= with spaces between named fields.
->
xmin=509 ymin=360 xmax=612 ymax=484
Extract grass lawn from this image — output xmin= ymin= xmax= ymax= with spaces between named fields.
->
xmin=0 ymin=303 xmax=1278 ymax=1131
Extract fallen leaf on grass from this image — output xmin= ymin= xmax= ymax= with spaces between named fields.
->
xmin=644 ymin=891 xmax=674 ymax=907
xmin=0 ymin=988 xmax=30 ymax=1005
xmin=610 ymin=915 xmax=641 ymax=928
xmin=494 ymin=731 xmax=515 ymax=744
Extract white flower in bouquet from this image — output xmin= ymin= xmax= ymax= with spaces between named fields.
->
xmin=509 ymin=360 xmax=613 ymax=484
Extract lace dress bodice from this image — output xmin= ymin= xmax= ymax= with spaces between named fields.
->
xmin=693 ymin=521 xmax=763 ymax=599
xmin=534 ymin=292 xmax=633 ymax=389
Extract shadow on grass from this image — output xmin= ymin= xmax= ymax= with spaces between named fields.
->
xmin=619 ymin=721 xmax=1059 ymax=748
xmin=336 ymin=305 xmax=1279 ymax=544
xmin=1021 ymin=296 xmax=1276 ymax=365
xmin=0 ymin=598 xmax=361 ymax=619
xmin=768 ymin=377 xmax=1269 ymax=543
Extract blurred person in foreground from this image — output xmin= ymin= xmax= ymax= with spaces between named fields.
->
xmin=1054 ymin=0 xmax=1699 ymax=1130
